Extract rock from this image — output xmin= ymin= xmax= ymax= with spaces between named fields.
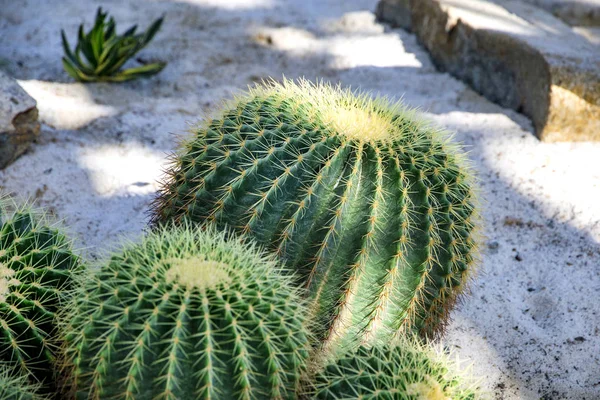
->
xmin=0 ymin=72 xmax=40 ymax=168
xmin=375 ymin=0 xmax=412 ymax=29
xmin=574 ymin=26 xmax=600 ymax=46
xmin=495 ymin=0 xmax=600 ymax=27
xmin=376 ymin=0 xmax=600 ymax=142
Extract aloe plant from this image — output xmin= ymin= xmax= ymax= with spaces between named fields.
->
xmin=61 ymin=7 xmax=166 ymax=82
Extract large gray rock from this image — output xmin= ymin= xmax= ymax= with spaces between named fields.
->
xmin=0 ymin=72 xmax=40 ymax=168
xmin=575 ymin=26 xmax=600 ymax=45
xmin=498 ymin=0 xmax=600 ymax=27
xmin=376 ymin=0 xmax=600 ymax=142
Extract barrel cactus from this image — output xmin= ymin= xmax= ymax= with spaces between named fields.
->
xmin=0 ymin=366 xmax=48 ymax=400
xmin=0 ymin=203 xmax=83 ymax=386
xmin=152 ymin=79 xmax=480 ymax=349
xmin=310 ymin=339 xmax=479 ymax=399
xmin=61 ymin=224 xmax=311 ymax=400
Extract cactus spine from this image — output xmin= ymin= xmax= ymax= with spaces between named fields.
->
xmin=152 ymin=79 xmax=480 ymax=349
xmin=310 ymin=339 xmax=479 ymax=399
xmin=62 ymin=224 xmax=311 ymax=400
xmin=0 ymin=366 xmax=48 ymax=400
xmin=0 ymin=203 xmax=83 ymax=387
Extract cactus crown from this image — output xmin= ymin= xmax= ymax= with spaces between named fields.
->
xmin=244 ymin=80 xmax=401 ymax=142
xmin=164 ymin=256 xmax=232 ymax=289
xmin=0 ymin=200 xmax=83 ymax=387
xmin=152 ymin=78 xmax=480 ymax=350
xmin=310 ymin=338 xmax=480 ymax=399
xmin=61 ymin=224 xmax=311 ymax=400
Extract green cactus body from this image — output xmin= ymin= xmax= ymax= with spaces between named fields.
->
xmin=62 ymin=225 xmax=311 ymax=400
xmin=311 ymin=340 xmax=479 ymax=400
xmin=152 ymin=80 xmax=480 ymax=349
xmin=0 ymin=366 xmax=48 ymax=400
xmin=0 ymin=205 xmax=83 ymax=386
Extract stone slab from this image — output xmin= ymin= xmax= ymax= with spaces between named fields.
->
xmin=376 ymin=0 xmax=600 ymax=141
xmin=0 ymin=71 xmax=39 ymax=168
xmin=496 ymin=0 xmax=600 ymax=27
xmin=575 ymin=26 xmax=600 ymax=45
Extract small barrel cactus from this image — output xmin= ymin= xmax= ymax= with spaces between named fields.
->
xmin=310 ymin=339 xmax=479 ymax=399
xmin=0 ymin=366 xmax=48 ymax=400
xmin=62 ymin=224 xmax=311 ymax=400
xmin=152 ymin=79 xmax=480 ymax=349
xmin=0 ymin=203 xmax=83 ymax=386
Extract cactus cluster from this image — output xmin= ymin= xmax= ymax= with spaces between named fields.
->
xmin=152 ymin=79 xmax=480 ymax=350
xmin=0 ymin=204 xmax=83 ymax=388
xmin=310 ymin=339 xmax=477 ymax=400
xmin=0 ymin=79 xmax=483 ymax=399
xmin=61 ymin=224 xmax=311 ymax=400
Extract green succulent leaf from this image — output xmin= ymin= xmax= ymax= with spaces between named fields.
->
xmin=61 ymin=57 xmax=86 ymax=81
xmin=104 ymin=18 xmax=116 ymax=39
xmin=77 ymin=24 xmax=95 ymax=65
xmin=143 ymin=16 xmax=164 ymax=44
xmin=122 ymin=24 xmax=138 ymax=37
xmin=61 ymin=7 xmax=165 ymax=82
xmin=112 ymin=62 xmax=167 ymax=81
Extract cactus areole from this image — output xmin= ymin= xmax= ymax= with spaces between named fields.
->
xmin=63 ymin=225 xmax=310 ymax=400
xmin=153 ymin=79 xmax=480 ymax=349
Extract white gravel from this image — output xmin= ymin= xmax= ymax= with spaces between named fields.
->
xmin=0 ymin=0 xmax=599 ymax=398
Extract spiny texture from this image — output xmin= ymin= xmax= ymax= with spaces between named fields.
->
xmin=152 ymin=79 xmax=480 ymax=349
xmin=311 ymin=340 xmax=479 ymax=399
xmin=62 ymin=224 xmax=311 ymax=400
xmin=0 ymin=366 xmax=48 ymax=400
xmin=0 ymin=205 xmax=83 ymax=386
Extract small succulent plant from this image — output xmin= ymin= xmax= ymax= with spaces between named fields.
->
xmin=61 ymin=7 xmax=165 ymax=82
xmin=309 ymin=338 xmax=480 ymax=399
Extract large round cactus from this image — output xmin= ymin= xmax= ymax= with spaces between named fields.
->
xmin=310 ymin=339 xmax=479 ymax=399
xmin=152 ymin=79 xmax=480 ymax=348
xmin=0 ymin=366 xmax=48 ymax=400
xmin=0 ymin=203 xmax=83 ymax=386
xmin=62 ymin=224 xmax=311 ymax=400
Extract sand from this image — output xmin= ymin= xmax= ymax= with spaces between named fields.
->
xmin=0 ymin=0 xmax=599 ymax=398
